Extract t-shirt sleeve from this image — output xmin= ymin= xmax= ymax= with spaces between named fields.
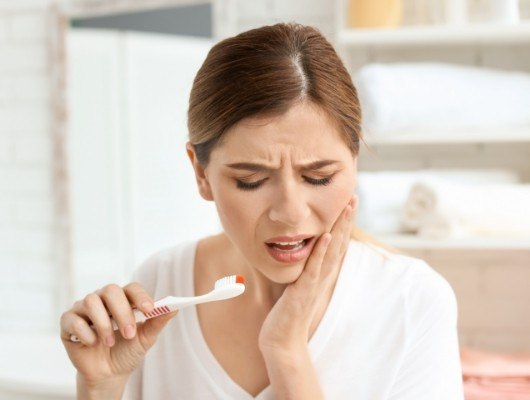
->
xmin=387 ymin=263 xmax=464 ymax=400
xmin=129 ymin=252 xmax=163 ymax=295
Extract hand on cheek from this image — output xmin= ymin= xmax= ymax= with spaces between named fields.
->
xmin=312 ymin=195 xmax=356 ymax=283
xmin=258 ymin=197 xmax=355 ymax=354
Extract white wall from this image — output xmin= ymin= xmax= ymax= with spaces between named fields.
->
xmin=0 ymin=0 xmax=57 ymax=333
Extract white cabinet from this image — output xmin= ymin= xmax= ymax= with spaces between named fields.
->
xmin=68 ymin=30 xmax=219 ymax=298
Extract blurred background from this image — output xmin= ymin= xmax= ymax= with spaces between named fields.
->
xmin=1 ymin=0 xmax=529 ymax=398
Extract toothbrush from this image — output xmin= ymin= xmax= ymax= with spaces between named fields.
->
xmin=70 ymin=274 xmax=245 ymax=342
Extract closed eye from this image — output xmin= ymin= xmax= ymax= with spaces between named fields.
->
xmin=236 ymin=175 xmax=335 ymax=191
xmin=236 ymin=178 xmax=267 ymax=191
xmin=303 ymin=176 xmax=333 ymax=186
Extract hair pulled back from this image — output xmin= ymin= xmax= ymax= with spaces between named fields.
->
xmin=187 ymin=22 xmax=362 ymax=166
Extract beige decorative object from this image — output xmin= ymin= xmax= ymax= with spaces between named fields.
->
xmin=348 ymin=0 xmax=403 ymax=28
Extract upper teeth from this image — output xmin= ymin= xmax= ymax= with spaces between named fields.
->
xmin=273 ymin=240 xmax=304 ymax=245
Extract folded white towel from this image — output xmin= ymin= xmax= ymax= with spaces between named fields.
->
xmin=403 ymin=181 xmax=530 ymax=239
xmin=356 ymin=169 xmax=520 ymax=233
xmin=355 ymin=62 xmax=530 ymax=135
xmin=417 ymin=209 xmax=468 ymax=239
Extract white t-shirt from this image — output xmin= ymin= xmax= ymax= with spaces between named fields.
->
xmin=123 ymin=239 xmax=464 ymax=399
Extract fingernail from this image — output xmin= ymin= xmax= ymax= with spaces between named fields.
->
xmin=124 ymin=324 xmax=135 ymax=339
xmin=141 ymin=301 xmax=153 ymax=311
xmin=105 ymin=334 xmax=115 ymax=347
xmin=324 ymin=233 xmax=332 ymax=245
xmin=344 ymin=206 xmax=352 ymax=220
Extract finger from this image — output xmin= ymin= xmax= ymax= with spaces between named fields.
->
xmin=297 ymin=233 xmax=332 ymax=287
xmin=123 ymin=282 xmax=154 ymax=314
xmin=330 ymin=199 xmax=354 ymax=234
xmin=321 ymin=202 xmax=353 ymax=276
xmin=340 ymin=197 xmax=356 ymax=254
xmin=317 ymin=199 xmax=354 ymax=282
xmin=60 ymin=310 xmax=97 ymax=346
xmin=81 ymin=292 xmax=117 ymax=347
xmin=99 ymin=284 xmax=137 ymax=341
xmin=137 ymin=310 xmax=179 ymax=351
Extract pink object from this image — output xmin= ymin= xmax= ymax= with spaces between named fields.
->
xmin=461 ymin=347 xmax=530 ymax=399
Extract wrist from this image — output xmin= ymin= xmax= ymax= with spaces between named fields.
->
xmin=260 ymin=342 xmax=309 ymax=366
xmin=261 ymin=344 xmax=324 ymax=400
xmin=77 ymin=372 xmax=129 ymax=400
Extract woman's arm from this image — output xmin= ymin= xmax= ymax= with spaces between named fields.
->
xmin=60 ymin=281 xmax=176 ymax=400
xmin=258 ymin=199 xmax=356 ymax=398
xmin=77 ymin=373 xmax=129 ymax=400
xmin=262 ymin=346 xmax=324 ymax=400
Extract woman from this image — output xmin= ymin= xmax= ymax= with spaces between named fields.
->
xmin=60 ymin=23 xmax=464 ymax=399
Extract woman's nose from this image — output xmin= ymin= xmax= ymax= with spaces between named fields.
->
xmin=268 ymin=182 xmax=311 ymax=227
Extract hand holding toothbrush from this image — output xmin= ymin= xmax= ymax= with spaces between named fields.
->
xmin=59 ymin=282 xmax=173 ymax=396
xmin=60 ymin=275 xmax=244 ymax=397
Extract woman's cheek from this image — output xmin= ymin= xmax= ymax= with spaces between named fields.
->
xmin=214 ymin=188 xmax=259 ymax=241
xmin=321 ymin=180 xmax=355 ymax=230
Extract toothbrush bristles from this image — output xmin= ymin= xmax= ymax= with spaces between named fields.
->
xmin=214 ymin=274 xmax=245 ymax=289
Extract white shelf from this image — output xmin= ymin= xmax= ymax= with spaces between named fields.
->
xmin=335 ymin=0 xmax=530 ymax=253
xmin=362 ymin=126 xmax=530 ymax=146
xmin=337 ymin=21 xmax=530 ymax=47
xmin=377 ymin=233 xmax=530 ymax=250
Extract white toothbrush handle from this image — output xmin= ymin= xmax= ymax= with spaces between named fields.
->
xmin=69 ymin=296 xmax=209 ymax=342
xmin=69 ymin=285 xmax=244 ymax=342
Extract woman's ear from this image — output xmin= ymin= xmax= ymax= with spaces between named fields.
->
xmin=186 ymin=142 xmax=214 ymax=201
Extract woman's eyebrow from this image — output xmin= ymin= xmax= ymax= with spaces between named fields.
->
xmin=225 ymin=159 xmax=339 ymax=171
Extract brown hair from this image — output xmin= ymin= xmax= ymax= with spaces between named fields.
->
xmin=187 ymin=22 xmax=401 ymax=255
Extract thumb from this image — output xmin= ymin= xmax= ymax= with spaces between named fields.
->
xmin=137 ymin=310 xmax=178 ymax=349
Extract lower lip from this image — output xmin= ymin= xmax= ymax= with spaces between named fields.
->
xmin=264 ymin=238 xmax=315 ymax=264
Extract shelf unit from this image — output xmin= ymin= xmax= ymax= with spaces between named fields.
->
xmin=337 ymin=20 xmax=530 ymax=48
xmin=335 ymin=0 xmax=530 ymax=251
xmin=362 ymin=126 xmax=530 ymax=146
xmin=379 ymin=233 xmax=530 ymax=250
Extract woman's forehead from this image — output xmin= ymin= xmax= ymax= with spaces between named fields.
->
xmin=211 ymin=103 xmax=348 ymax=163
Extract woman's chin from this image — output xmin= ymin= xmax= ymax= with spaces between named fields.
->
xmin=260 ymin=260 xmax=306 ymax=284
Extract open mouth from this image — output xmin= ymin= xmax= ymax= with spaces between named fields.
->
xmin=265 ymin=237 xmax=314 ymax=252
xmin=264 ymin=236 xmax=316 ymax=264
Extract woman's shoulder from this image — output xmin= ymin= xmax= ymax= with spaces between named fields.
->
xmin=348 ymin=239 xmax=457 ymax=312
xmin=132 ymin=239 xmax=199 ymax=295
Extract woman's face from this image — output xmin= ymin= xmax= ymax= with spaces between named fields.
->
xmin=195 ymin=102 xmax=357 ymax=284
